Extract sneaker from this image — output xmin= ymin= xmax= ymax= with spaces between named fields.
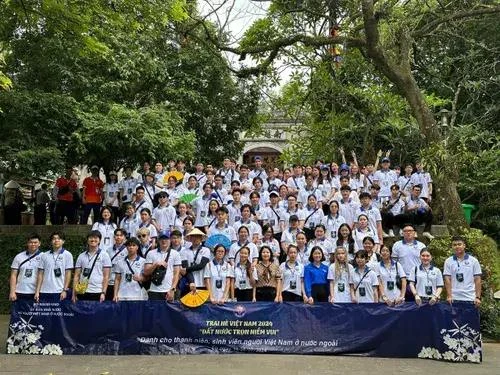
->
xmin=388 ymin=229 xmax=395 ymax=237
xmin=382 ymin=231 xmax=390 ymax=238
xmin=423 ymin=232 xmax=435 ymax=240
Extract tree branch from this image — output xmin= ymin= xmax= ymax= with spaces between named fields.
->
xmin=413 ymin=6 xmax=500 ymax=38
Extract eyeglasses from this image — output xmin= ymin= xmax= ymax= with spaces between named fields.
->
xmin=138 ymin=234 xmax=148 ymax=238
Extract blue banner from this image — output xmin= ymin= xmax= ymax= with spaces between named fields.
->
xmin=7 ymin=301 xmax=481 ymax=362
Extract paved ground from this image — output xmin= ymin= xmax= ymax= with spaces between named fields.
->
xmin=0 ymin=315 xmax=498 ymax=374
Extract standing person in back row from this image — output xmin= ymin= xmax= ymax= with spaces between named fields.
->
xmin=55 ymin=168 xmax=78 ymax=224
xmin=443 ymin=236 xmax=482 ymax=308
xmin=81 ymin=165 xmax=104 ymax=224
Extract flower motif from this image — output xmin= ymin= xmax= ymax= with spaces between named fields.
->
xmin=418 ymin=319 xmax=482 ymax=363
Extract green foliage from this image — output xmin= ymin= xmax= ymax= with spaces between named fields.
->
xmin=278 ymin=55 xmax=420 ymax=166
xmin=0 ymin=0 xmax=259 ymax=175
xmin=427 ymin=228 xmax=500 ymax=339
xmin=69 ymin=104 xmax=195 ymax=172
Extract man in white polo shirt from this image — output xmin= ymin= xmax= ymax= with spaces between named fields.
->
xmin=180 ymin=228 xmax=211 ymax=296
xmin=35 ymin=231 xmax=74 ymax=302
xmin=10 ymin=233 xmax=43 ymax=301
xmin=72 ymin=230 xmax=112 ymax=302
xmin=144 ymin=230 xmax=181 ymax=301
xmin=443 ymin=236 xmax=482 ymax=307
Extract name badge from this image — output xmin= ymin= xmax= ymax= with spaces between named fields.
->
xmin=387 ymin=281 xmax=395 ymax=291
xmin=337 ymin=282 xmax=345 ymax=292
xmin=104 ymin=237 xmax=110 ymax=246
xmin=54 ymin=268 xmax=62 ymax=277
xmin=309 ymin=222 xmax=314 ymax=229
xmin=456 ymin=273 xmax=464 ymax=282
xmin=83 ymin=268 xmax=91 ymax=277
xmin=239 ymin=279 xmax=247 ymax=287
xmin=215 ymin=279 xmax=223 ymax=289
xmin=358 ymin=287 xmax=366 ymax=297
xmin=108 ymin=192 xmax=114 ymax=198
xmin=289 ymin=280 xmax=297 ymax=289
xmin=125 ymin=273 xmax=133 ymax=282
xmin=425 ymin=285 xmax=433 ymax=296
xmin=201 ymin=211 xmax=207 ymax=218
xmin=331 ymin=231 xmax=337 ymax=238
xmin=270 ymin=219 xmax=276 ymax=226
xmin=25 ymin=269 xmax=33 ymax=278
xmin=128 ymin=188 xmax=132 ymax=194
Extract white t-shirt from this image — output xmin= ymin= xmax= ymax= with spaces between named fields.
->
xmin=337 ymin=199 xmax=360 ymax=227
xmin=373 ymin=169 xmax=398 ymax=197
xmin=351 ymin=267 xmax=379 ymax=303
xmin=228 ymin=242 xmax=259 ymax=264
xmin=203 ymin=260 xmax=234 ymax=301
xmin=38 ymin=249 xmax=74 ymax=294
xmin=443 ymin=254 xmax=481 ymax=301
xmin=91 ymin=221 xmax=117 ymax=251
xmin=11 ymin=250 xmax=43 ymax=294
xmin=298 ymin=187 xmax=322 ymax=206
xmin=327 ymin=263 xmax=354 ymax=303
xmin=233 ymin=220 xmax=262 ymax=240
xmin=106 ymin=244 xmax=128 ymax=285
xmin=234 ymin=262 xmax=258 ymax=291
xmin=410 ymin=171 xmax=432 ymax=199
xmin=280 ymin=261 xmax=304 ymax=296
xmin=303 ymin=207 xmax=325 ymax=231
xmin=119 ymin=216 xmax=140 ymax=239
xmin=354 ymin=205 xmax=382 ymax=234
xmin=408 ymin=265 xmax=444 ymax=298
xmin=75 ymin=250 xmax=112 ymax=294
xmin=192 ymin=196 xmax=212 ymax=227
xmin=391 ymin=239 xmax=427 ymax=276
xmin=120 ymin=177 xmax=140 ymax=203
xmin=307 ymin=238 xmax=335 ymax=258
xmin=374 ymin=261 xmax=406 ymax=301
xmin=145 ymin=249 xmax=182 ymax=292
xmin=262 ymin=205 xmax=286 ymax=234
xmin=103 ymin=182 xmax=120 ymax=207
xmin=152 ymin=204 xmax=177 ymax=231
xmin=115 ymin=256 xmax=147 ymax=300
xmin=352 ymin=227 xmax=379 ymax=251
xmin=322 ymin=214 xmax=346 ymax=240
xmin=180 ymin=246 xmax=211 ymax=287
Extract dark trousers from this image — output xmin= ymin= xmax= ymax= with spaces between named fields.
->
xmin=256 ymin=286 xmax=277 ymax=301
xmin=148 ymin=291 xmax=167 ymax=300
xmin=407 ymin=211 xmax=433 ymax=232
xmin=311 ymin=284 xmax=329 ymax=302
xmin=55 ymin=200 xmax=77 ymax=224
xmin=78 ymin=292 xmax=101 ymax=301
xmin=282 ymin=291 xmax=302 ymax=302
xmin=235 ymin=288 xmax=253 ymax=302
xmin=81 ymin=203 xmax=101 ymax=224
xmin=34 ymin=204 xmax=47 ymax=225
xmin=16 ymin=293 xmax=35 ymax=301
xmin=381 ymin=212 xmax=409 ymax=232
xmin=105 ymin=285 xmax=115 ymax=301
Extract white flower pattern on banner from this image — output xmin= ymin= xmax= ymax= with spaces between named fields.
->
xmin=418 ymin=321 xmax=481 ymax=363
xmin=7 ymin=316 xmax=63 ymax=355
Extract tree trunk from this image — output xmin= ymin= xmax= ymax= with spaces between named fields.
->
xmin=361 ymin=0 xmax=467 ymax=229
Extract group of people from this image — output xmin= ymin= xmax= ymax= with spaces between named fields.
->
xmin=10 ymin=153 xmax=479 ymax=306
xmin=44 ymin=151 xmax=434 ymax=240
xmin=9 ymin=225 xmax=481 ymax=307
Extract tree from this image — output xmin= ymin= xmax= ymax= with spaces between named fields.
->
xmin=68 ymin=103 xmax=196 ymax=175
xmin=188 ymin=0 xmax=500 ymax=229
xmin=0 ymin=0 xmax=260 ymax=177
